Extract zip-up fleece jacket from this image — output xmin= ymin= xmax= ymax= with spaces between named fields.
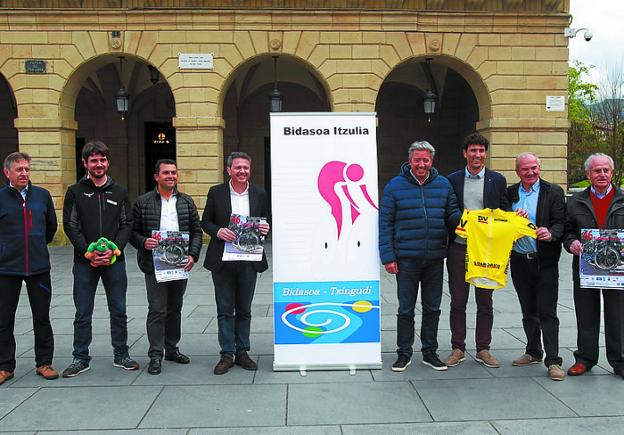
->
xmin=0 ymin=182 xmax=57 ymax=276
xmin=63 ymin=176 xmax=132 ymax=263
xmin=130 ymin=188 xmax=203 ymax=274
xmin=379 ymin=163 xmax=461 ymax=264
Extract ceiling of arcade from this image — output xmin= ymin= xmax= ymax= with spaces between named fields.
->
xmin=0 ymin=0 xmax=568 ymax=12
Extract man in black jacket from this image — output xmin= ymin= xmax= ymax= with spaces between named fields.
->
xmin=201 ymin=151 xmax=269 ymax=375
xmin=507 ymin=152 xmax=566 ymax=381
xmin=130 ymin=159 xmax=202 ymax=375
xmin=0 ymin=152 xmax=58 ymax=384
xmin=563 ymin=153 xmax=624 ymax=379
xmin=445 ymin=133 xmax=509 ymax=369
xmin=62 ymin=140 xmax=138 ymax=377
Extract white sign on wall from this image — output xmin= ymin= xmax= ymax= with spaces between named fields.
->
xmin=270 ymin=112 xmax=381 ymax=372
xmin=546 ymin=95 xmax=565 ymax=112
xmin=178 ymin=53 xmax=214 ymax=69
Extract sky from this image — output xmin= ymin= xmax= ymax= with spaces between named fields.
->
xmin=569 ymin=0 xmax=624 ymax=86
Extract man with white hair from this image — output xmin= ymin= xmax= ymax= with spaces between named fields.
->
xmin=563 ymin=153 xmax=624 ymax=379
xmin=379 ymin=141 xmax=460 ymax=372
xmin=507 ymin=152 xmax=566 ymax=381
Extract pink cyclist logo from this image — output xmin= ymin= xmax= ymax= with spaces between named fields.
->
xmin=317 ymin=161 xmax=378 ymax=239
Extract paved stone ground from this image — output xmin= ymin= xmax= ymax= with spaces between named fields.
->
xmin=2 ymin=245 xmax=624 ymax=434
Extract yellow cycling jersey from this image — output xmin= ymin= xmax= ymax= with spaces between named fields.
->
xmin=455 ymin=208 xmax=537 ymax=290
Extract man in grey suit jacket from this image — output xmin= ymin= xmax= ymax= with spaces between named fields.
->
xmin=201 ymin=151 xmax=269 ymax=375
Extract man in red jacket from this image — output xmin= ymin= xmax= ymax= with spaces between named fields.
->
xmin=0 ymin=152 xmax=58 ymax=384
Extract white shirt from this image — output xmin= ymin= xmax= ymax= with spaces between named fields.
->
xmin=159 ymin=193 xmax=179 ymax=231
xmin=229 ymin=181 xmax=250 ymax=216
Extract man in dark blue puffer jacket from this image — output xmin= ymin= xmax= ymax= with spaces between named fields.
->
xmin=379 ymin=141 xmax=460 ymax=372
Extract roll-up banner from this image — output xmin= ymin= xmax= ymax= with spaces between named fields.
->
xmin=270 ymin=112 xmax=381 ymax=371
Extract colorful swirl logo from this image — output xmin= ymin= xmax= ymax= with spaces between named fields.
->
xmin=281 ymin=301 xmax=380 ymax=339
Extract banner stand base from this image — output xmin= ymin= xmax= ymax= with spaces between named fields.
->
xmin=273 ymin=362 xmax=383 ymax=373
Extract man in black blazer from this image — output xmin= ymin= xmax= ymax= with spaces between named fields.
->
xmin=445 ymin=133 xmax=509 ymax=369
xmin=201 ymin=151 xmax=269 ymax=375
xmin=507 ymin=153 xmax=566 ymax=381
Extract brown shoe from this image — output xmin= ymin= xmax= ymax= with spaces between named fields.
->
xmin=512 ymin=353 xmax=543 ymax=367
xmin=36 ymin=365 xmax=59 ymax=380
xmin=0 ymin=370 xmax=14 ymax=385
xmin=548 ymin=364 xmax=565 ymax=381
xmin=444 ymin=349 xmax=465 ymax=367
xmin=475 ymin=350 xmax=500 ymax=368
xmin=235 ymin=352 xmax=258 ymax=371
xmin=213 ymin=355 xmax=234 ymax=375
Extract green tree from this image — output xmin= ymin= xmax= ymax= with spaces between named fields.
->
xmin=567 ymin=60 xmax=601 ymax=185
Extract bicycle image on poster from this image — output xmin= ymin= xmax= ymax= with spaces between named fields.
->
xmin=580 ymin=228 xmax=624 ymax=289
xmin=222 ymin=214 xmax=267 ymax=262
xmin=151 ymin=230 xmax=190 ymax=282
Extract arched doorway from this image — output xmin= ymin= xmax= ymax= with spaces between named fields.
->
xmin=376 ymin=57 xmax=483 ymax=191
xmin=69 ymin=55 xmax=175 ymax=200
xmin=222 ymin=55 xmax=331 ymax=215
xmin=0 ymin=73 xmax=18 ymax=181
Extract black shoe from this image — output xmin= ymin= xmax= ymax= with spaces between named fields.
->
xmin=214 ymin=355 xmax=234 ymax=375
xmin=148 ymin=358 xmax=161 ymax=375
xmin=164 ymin=350 xmax=190 ymax=364
xmin=422 ymin=352 xmax=448 ymax=371
xmin=113 ymin=356 xmax=140 ymax=371
xmin=392 ymin=354 xmax=411 ymax=372
xmin=62 ymin=359 xmax=90 ymax=378
xmin=235 ymin=352 xmax=258 ymax=371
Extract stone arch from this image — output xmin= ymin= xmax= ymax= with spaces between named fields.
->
xmin=59 ymin=53 xmax=176 ymax=199
xmin=375 ymin=53 xmax=490 ymax=188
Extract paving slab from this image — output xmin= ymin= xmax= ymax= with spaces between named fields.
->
xmin=533 ymin=374 xmax=624 ymax=416
xmin=287 ymin=382 xmax=431 ymax=425
xmin=341 ymin=421 xmax=499 ymax=434
xmin=189 ymin=426 xmax=340 ymax=435
xmin=492 ymin=416 xmax=624 ymax=435
xmin=139 ymin=384 xmax=287 ymax=428
xmin=0 ymin=386 xmax=161 ymax=431
xmin=0 ymin=387 xmax=38 ymax=420
xmin=41 ymin=431 xmax=186 ymax=435
xmin=413 ymin=377 xmax=577 ymax=421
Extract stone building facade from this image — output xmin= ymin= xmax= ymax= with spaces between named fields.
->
xmin=0 ymin=0 xmax=570 ymax=243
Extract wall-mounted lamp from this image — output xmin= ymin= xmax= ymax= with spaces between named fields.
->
xmin=422 ymin=58 xmax=438 ymax=123
xmin=269 ymin=55 xmax=283 ymax=113
xmin=148 ymin=65 xmax=159 ymax=85
xmin=115 ymin=56 xmax=129 ymax=120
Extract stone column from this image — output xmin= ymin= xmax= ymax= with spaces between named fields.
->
xmin=14 ymin=117 xmax=78 ymax=244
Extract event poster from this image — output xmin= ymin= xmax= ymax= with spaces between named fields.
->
xmin=580 ymin=228 xmax=624 ymax=289
xmin=222 ymin=214 xmax=267 ymax=262
xmin=151 ymin=230 xmax=190 ymax=283
xmin=270 ymin=112 xmax=381 ymax=371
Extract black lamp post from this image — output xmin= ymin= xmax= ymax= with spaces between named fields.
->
xmin=115 ymin=57 xmax=129 ymax=120
xmin=269 ymin=55 xmax=283 ymax=112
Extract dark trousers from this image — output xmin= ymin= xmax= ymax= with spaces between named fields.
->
xmin=447 ymin=242 xmax=493 ymax=352
xmin=211 ymin=262 xmax=257 ymax=357
xmin=510 ymin=255 xmax=562 ymax=367
xmin=395 ymin=258 xmax=443 ymax=356
xmin=0 ymin=273 xmax=54 ymax=371
xmin=72 ymin=260 xmax=129 ymax=361
xmin=145 ymin=274 xmax=187 ymax=359
xmin=573 ymin=285 xmax=624 ymax=371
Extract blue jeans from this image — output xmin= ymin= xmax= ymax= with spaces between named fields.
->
xmin=211 ymin=262 xmax=257 ymax=357
xmin=72 ymin=260 xmax=129 ymax=361
xmin=396 ymin=258 xmax=443 ymax=356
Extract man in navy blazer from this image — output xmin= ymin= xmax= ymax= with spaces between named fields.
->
xmin=201 ymin=151 xmax=269 ymax=375
xmin=444 ymin=133 xmax=510 ymax=369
